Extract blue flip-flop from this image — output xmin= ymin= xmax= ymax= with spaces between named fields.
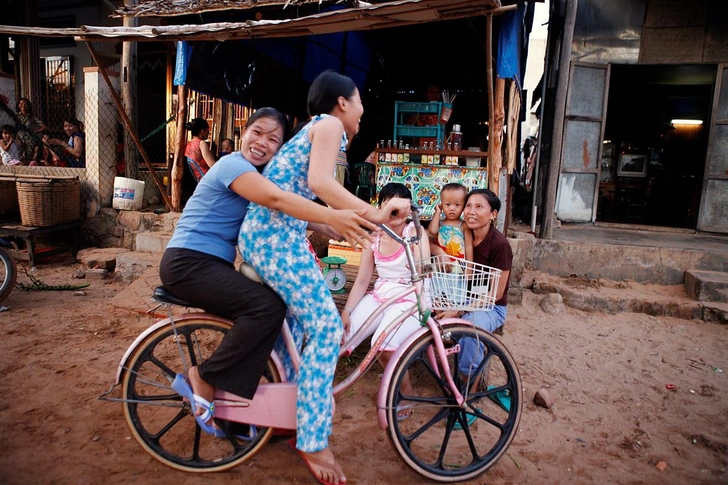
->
xmin=170 ymin=373 xmax=217 ymax=435
xmin=487 ymin=385 xmax=512 ymax=412
xmin=213 ymin=421 xmax=259 ymax=441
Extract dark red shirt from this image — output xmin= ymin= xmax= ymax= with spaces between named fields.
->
xmin=473 ymin=227 xmax=513 ymax=306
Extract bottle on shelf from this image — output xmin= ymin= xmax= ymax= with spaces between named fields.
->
xmin=433 ymin=145 xmax=441 ymax=165
xmin=378 ymin=140 xmax=385 ymax=162
xmin=385 ymin=140 xmax=392 ymax=162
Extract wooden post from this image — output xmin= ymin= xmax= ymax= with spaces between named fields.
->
xmin=486 ymin=13 xmax=496 ymax=192
xmin=171 ymin=84 xmax=188 ymax=212
xmin=86 ymin=42 xmax=172 ymax=211
xmin=491 ymin=77 xmax=506 ymax=195
xmin=122 ymin=0 xmax=139 ymax=180
xmin=541 ymin=0 xmax=578 ymax=239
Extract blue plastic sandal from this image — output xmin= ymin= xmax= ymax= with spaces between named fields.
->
xmin=487 ymin=385 xmax=512 ymax=412
xmin=170 ymin=373 xmax=217 ymax=435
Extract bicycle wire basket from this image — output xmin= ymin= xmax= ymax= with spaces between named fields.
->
xmin=422 ymin=255 xmax=502 ymax=312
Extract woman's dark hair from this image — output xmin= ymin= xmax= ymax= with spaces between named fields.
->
xmin=466 ymin=188 xmax=501 ymax=212
xmin=184 ymin=117 xmax=209 ymax=136
xmin=64 ymin=117 xmax=83 ymax=130
xmin=378 ymin=182 xmax=412 ymax=207
xmin=246 ymin=107 xmax=290 ymax=141
xmin=307 ymin=70 xmax=357 ymax=117
xmin=16 ymin=97 xmax=33 ymax=114
xmin=1 ymin=124 xmax=16 ymax=135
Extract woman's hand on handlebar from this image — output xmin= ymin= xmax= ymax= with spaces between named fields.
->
xmin=326 ymin=208 xmax=377 ymax=249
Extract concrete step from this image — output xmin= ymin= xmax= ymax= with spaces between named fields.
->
xmin=684 ymin=269 xmax=728 ymax=303
xmin=530 ymin=271 xmax=728 ymax=324
xmin=135 ymin=231 xmax=172 ymax=253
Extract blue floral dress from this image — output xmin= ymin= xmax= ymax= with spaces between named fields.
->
xmin=238 ymin=114 xmax=345 ymax=453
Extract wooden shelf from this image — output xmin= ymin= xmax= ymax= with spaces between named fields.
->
xmin=376 ymin=148 xmax=488 ymax=157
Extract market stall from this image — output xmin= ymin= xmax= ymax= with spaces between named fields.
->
xmin=372 ymin=98 xmax=488 ymax=218
xmin=373 ymin=147 xmax=488 ymax=218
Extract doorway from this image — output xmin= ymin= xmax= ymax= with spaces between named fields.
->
xmin=597 ymin=64 xmax=715 ymax=229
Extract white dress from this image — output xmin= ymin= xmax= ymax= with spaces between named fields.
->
xmin=346 ymin=222 xmax=423 ymax=352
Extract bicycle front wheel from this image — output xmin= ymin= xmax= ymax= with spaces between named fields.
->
xmin=0 ymin=248 xmax=17 ymax=303
xmin=385 ymin=324 xmax=522 ymax=482
xmin=121 ymin=318 xmax=280 ymax=473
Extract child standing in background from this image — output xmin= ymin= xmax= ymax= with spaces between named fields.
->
xmin=0 ymin=125 xmax=22 ymax=165
xmin=427 ymin=183 xmax=473 ymax=261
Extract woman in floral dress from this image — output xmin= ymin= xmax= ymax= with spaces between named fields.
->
xmin=239 ymin=71 xmax=409 ymax=485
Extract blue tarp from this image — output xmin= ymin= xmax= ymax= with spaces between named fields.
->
xmin=497 ymin=3 xmax=526 ymax=89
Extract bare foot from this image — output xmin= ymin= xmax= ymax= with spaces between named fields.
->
xmin=291 ymin=442 xmax=346 ymax=485
xmin=188 ymin=366 xmax=215 ymax=416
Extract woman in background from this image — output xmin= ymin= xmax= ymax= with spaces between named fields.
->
xmin=184 ymin=117 xmax=217 ymax=181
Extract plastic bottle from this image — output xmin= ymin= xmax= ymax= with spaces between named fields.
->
xmin=450 ymin=124 xmax=463 ymax=152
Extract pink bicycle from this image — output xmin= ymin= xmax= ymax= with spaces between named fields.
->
xmin=107 ymin=208 xmax=522 ymax=482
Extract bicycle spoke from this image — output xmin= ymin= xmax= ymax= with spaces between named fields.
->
xmin=148 ymin=408 xmax=188 ymax=444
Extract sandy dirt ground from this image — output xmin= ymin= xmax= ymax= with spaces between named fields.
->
xmin=0 ymin=258 xmax=726 ymax=485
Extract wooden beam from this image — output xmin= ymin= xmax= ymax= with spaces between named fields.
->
xmin=86 ymin=41 xmax=173 ymax=211
xmin=122 ymin=0 xmax=139 ymax=180
xmin=541 ymin=0 xmax=578 ymax=239
xmin=491 ymin=77 xmax=505 ymax=195
xmin=171 ymin=84 xmax=188 ymax=212
xmin=486 ymin=13 xmax=495 ymax=191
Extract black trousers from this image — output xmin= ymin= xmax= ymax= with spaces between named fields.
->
xmin=159 ymin=248 xmax=286 ymax=399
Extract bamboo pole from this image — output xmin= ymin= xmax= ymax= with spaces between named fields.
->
xmin=171 ymin=84 xmax=188 ymax=211
xmin=86 ymin=41 xmax=173 ymax=211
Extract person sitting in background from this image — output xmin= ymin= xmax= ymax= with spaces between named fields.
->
xmin=29 ymin=131 xmax=62 ymax=167
xmin=48 ymin=117 xmax=85 ymax=168
xmin=218 ymin=137 xmax=235 ymax=158
xmin=184 ymin=118 xmax=217 ymax=181
xmin=0 ymin=124 xmax=22 ymax=166
xmin=15 ymin=97 xmax=46 ymax=164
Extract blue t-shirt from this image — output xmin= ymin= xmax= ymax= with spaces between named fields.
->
xmin=167 ymin=152 xmax=257 ymax=263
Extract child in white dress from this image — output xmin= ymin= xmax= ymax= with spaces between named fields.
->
xmin=0 ymin=125 xmax=22 ymax=165
xmin=341 ymin=183 xmax=430 ymax=413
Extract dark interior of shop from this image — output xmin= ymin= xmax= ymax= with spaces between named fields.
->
xmin=599 ymin=64 xmax=715 ymax=229
xmin=178 ymin=14 xmax=496 ymax=167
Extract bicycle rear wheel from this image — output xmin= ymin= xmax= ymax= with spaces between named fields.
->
xmin=0 ymin=248 xmax=16 ymax=303
xmin=385 ymin=324 xmax=522 ymax=482
xmin=121 ymin=318 xmax=280 ymax=473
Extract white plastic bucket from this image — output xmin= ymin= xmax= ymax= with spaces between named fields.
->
xmin=113 ymin=177 xmax=145 ymax=211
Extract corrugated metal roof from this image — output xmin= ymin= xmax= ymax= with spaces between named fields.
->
xmin=0 ymin=0 xmax=507 ymax=42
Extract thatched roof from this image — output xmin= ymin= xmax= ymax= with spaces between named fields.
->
xmin=111 ymin=0 xmax=361 ymax=19
xmin=0 ymin=0 xmax=507 ymax=42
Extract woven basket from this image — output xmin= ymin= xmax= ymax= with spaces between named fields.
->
xmin=17 ymin=179 xmax=80 ymax=227
xmin=0 ymin=180 xmax=19 ymax=214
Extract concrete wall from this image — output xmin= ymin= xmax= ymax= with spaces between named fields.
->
xmin=528 ymin=238 xmax=728 ymax=285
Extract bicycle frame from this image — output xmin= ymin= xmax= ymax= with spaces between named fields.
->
xmin=114 ymin=208 xmax=469 ymax=431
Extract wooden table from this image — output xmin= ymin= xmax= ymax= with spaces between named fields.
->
xmin=0 ymin=220 xmax=81 ymax=266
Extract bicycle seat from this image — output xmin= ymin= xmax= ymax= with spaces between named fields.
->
xmin=152 ymin=286 xmax=191 ymax=307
